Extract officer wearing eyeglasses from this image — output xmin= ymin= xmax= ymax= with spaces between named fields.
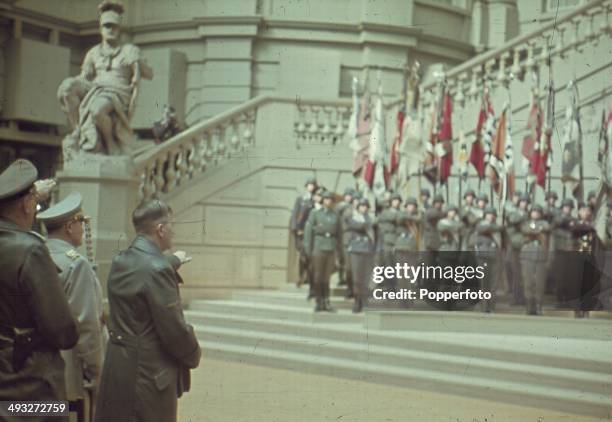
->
xmin=38 ymin=192 xmax=106 ymax=422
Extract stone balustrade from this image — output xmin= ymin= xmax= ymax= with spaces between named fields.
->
xmin=294 ymin=100 xmax=352 ymax=147
xmin=388 ymin=0 xmax=611 ymax=111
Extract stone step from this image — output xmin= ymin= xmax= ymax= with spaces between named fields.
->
xmin=188 ymin=300 xmax=363 ymax=324
xmin=200 ymin=340 xmax=612 ymax=418
xmin=185 ymin=310 xmax=612 ymax=374
xmin=194 ymin=323 xmax=612 ymax=397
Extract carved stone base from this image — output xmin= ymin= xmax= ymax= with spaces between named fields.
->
xmin=56 ymin=154 xmax=140 ymax=288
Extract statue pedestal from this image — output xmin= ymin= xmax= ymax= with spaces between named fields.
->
xmin=56 ymin=154 xmax=140 ymax=288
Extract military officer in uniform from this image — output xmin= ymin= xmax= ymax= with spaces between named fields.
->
xmin=335 ymin=188 xmax=355 ymax=295
xmin=303 ymin=191 xmax=343 ymax=312
xmin=0 ymin=159 xmax=78 ymax=421
xmin=395 ymin=197 xmax=421 ymax=299
xmin=37 ymin=192 xmax=107 ymax=422
xmin=475 ymin=207 xmax=502 ymax=312
xmin=474 ymin=193 xmax=488 ymax=219
xmin=520 ymin=204 xmax=551 ymax=315
xmin=290 ymin=177 xmax=317 ymax=288
xmin=552 ymin=198 xmax=576 ymax=307
xmin=96 ymin=199 xmax=201 ymax=422
xmin=505 ymin=194 xmax=529 ymax=305
xmin=346 ymin=198 xmax=376 ymax=313
xmin=460 ymin=189 xmax=479 ymax=251
xmin=377 ymin=192 xmax=402 ymax=291
xmin=569 ymin=202 xmax=602 ymax=317
xmin=437 ymin=205 xmax=464 ymax=252
xmin=423 ymin=194 xmax=445 ymax=274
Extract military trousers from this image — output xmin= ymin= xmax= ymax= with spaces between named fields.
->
xmin=520 ymin=258 xmax=547 ymax=303
xmin=476 ymin=251 xmax=499 ymax=312
xmin=311 ymin=251 xmax=336 ymax=300
xmin=342 ymin=246 xmax=354 ymax=294
xmin=381 ymin=247 xmax=397 ymax=291
xmin=349 ymin=252 xmax=374 ymax=307
xmin=505 ymin=248 xmax=525 ymax=305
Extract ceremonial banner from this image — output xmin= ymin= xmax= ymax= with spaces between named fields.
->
xmin=470 ymin=93 xmax=493 ymax=179
xmin=561 ymin=82 xmax=582 ymax=199
xmin=363 ymin=92 xmax=389 ymax=196
xmin=437 ymin=91 xmax=453 ymax=185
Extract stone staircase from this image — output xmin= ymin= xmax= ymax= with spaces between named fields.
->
xmin=185 ymin=284 xmax=612 ymax=418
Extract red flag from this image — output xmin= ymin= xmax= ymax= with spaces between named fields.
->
xmin=437 ymin=92 xmax=453 ymax=184
xmin=423 ymin=102 xmax=438 ymax=184
xmin=470 ymin=95 xmax=493 ymax=178
xmin=489 ymin=109 xmax=507 ymax=195
xmin=523 ymin=103 xmax=541 ymax=170
xmin=390 ymin=110 xmax=405 ymax=174
xmin=535 ymin=129 xmax=551 ymax=188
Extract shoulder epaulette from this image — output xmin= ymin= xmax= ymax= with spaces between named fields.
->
xmin=66 ymin=249 xmax=80 ymax=260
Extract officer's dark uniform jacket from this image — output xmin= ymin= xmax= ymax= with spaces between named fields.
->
xmin=335 ymin=201 xmax=353 ymax=248
xmin=290 ymin=193 xmax=314 ymax=235
xmin=395 ymin=211 xmax=421 ymax=252
xmin=95 ymin=235 xmax=201 ymax=422
xmin=0 ymin=218 xmax=78 ymax=416
xmin=303 ymin=207 xmax=343 ymax=256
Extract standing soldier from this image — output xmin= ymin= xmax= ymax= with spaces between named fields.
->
xmin=505 ymin=194 xmax=530 ymax=306
xmin=395 ymin=197 xmax=421 ymax=299
xmin=543 ymin=191 xmax=560 ymax=294
xmin=569 ymin=202 xmax=602 ymax=317
xmin=423 ymin=194 xmax=445 ymax=271
xmin=460 ymin=189 xmax=478 ymax=251
xmin=552 ymin=198 xmax=576 ymax=307
xmin=96 ymin=199 xmax=201 ymax=422
xmin=37 ymin=192 xmax=107 ymax=422
xmin=346 ymin=198 xmax=376 ymax=313
xmin=520 ymin=204 xmax=551 ymax=315
xmin=303 ymin=191 xmax=343 ymax=312
xmin=475 ymin=207 xmax=502 ymax=312
xmin=377 ymin=193 xmax=402 ymax=291
xmin=474 ymin=193 xmax=488 ymax=220
xmin=290 ymin=177 xmax=317 ymax=291
xmin=335 ymin=188 xmax=355 ymax=296
xmin=0 ymin=159 xmax=78 ymax=418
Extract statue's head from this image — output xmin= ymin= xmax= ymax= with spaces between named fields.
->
xmin=98 ymin=1 xmax=124 ymax=44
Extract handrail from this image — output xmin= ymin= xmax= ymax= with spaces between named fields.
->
xmin=134 ymin=95 xmax=354 ymax=170
xmin=387 ymin=0 xmax=609 ymax=107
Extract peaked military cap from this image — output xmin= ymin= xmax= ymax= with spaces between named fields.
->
xmin=531 ymin=204 xmax=544 ymax=214
xmin=463 ymin=189 xmax=476 ymax=198
xmin=404 ymin=197 xmax=418 ymax=206
xmin=0 ymin=159 xmax=38 ymax=201
xmin=433 ymin=194 xmax=445 ymax=204
xmin=476 ymin=193 xmax=489 ymax=203
xmin=519 ymin=194 xmax=531 ymax=203
xmin=420 ymin=188 xmax=431 ymax=197
xmin=390 ymin=192 xmax=402 ymax=202
xmin=545 ymin=191 xmax=558 ymax=200
xmin=484 ymin=206 xmax=497 ymax=216
xmin=358 ymin=198 xmax=370 ymax=208
xmin=561 ymin=198 xmax=574 ymax=208
xmin=445 ymin=205 xmax=458 ymax=213
xmin=37 ymin=192 xmax=86 ymax=226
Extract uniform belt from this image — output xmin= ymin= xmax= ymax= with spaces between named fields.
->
xmin=316 ymin=232 xmax=333 ymax=238
xmin=108 ymin=328 xmax=158 ymax=349
xmin=0 ymin=324 xmax=36 ymax=339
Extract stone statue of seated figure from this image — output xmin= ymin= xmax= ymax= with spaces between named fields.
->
xmin=57 ymin=0 xmax=152 ymax=159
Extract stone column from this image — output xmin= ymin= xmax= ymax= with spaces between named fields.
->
xmin=56 ymin=155 xmax=140 ymax=289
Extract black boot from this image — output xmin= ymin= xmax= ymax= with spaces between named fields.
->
xmin=323 ymin=299 xmax=336 ymax=313
xmin=314 ymin=298 xmax=324 ymax=312
xmin=535 ymin=301 xmax=543 ymax=316
xmin=352 ymin=298 xmax=363 ymax=313
xmin=526 ymin=298 xmax=537 ymax=315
